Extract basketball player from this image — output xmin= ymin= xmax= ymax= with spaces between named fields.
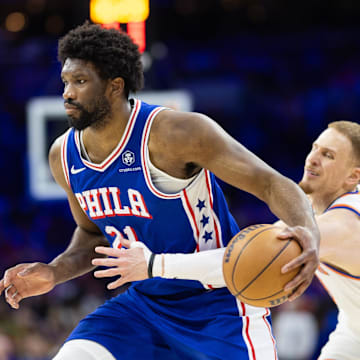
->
xmin=298 ymin=121 xmax=360 ymax=360
xmin=0 ymin=23 xmax=320 ymax=360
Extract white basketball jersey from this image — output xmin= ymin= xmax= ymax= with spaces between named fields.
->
xmin=316 ymin=187 xmax=360 ymax=336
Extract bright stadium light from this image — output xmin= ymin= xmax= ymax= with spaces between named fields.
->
xmin=90 ymin=0 xmax=149 ymax=24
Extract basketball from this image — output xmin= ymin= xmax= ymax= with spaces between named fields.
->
xmin=223 ymin=224 xmax=302 ymax=307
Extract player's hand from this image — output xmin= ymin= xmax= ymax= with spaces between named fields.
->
xmin=278 ymin=226 xmax=319 ymax=301
xmin=92 ymin=240 xmax=151 ymax=290
xmin=0 ymin=263 xmax=56 ymax=309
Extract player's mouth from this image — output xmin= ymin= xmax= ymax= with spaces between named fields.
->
xmin=64 ymin=104 xmax=80 ymax=114
xmin=305 ymin=168 xmax=319 ymax=178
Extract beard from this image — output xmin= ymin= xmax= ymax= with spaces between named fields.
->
xmin=65 ymin=95 xmax=111 ymax=131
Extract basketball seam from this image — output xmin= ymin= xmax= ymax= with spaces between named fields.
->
xmin=230 ymin=226 xmax=278 ymax=293
xmin=234 ymin=240 xmax=292 ymax=297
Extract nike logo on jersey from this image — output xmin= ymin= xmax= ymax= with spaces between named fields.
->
xmin=71 ymin=165 xmax=86 ymax=174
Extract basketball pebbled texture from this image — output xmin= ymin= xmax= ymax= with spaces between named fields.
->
xmin=223 ymin=224 xmax=302 ymax=308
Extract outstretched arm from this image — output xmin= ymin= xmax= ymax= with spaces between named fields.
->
xmin=315 ymin=209 xmax=360 ymax=276
xmin=0 ymin=135 xmax=108 ymax=309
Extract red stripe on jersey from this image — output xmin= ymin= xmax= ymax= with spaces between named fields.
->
xmin=205 ymin=170 xmax=213 ymax=207
xmin=263 ymin=308 xmax=278 ymax=360
xmin=241 ymin=303 xmax=256 ymax=360
xmin=241 ymin=301 xmax=246 ymax=316
xmin=183 ymin=189 xmax=200 ymax=238
xmin=245 ymin=316 xmax=256 ymax=360
xmin=74 ymin=129 xmax=80 ymax=148
xmin=213 ymin=218 xmax=220 ymax=248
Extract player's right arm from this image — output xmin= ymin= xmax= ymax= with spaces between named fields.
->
xmin=0 ymin=134 xmax=108 ymax=309
xmin=315 ymin=209 xmax=360 ymax=276
xmin=275 ymin=209 xmax=360 ymax=276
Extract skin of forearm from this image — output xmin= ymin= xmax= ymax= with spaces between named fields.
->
xmin=267 ymin=174 xmax=317 ymax=233
xmin=49 ymin=226 xmax=109 ymax=285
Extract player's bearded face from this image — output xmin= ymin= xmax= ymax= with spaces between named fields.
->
xmin=65 ymin=94 xmax=111 ymax=130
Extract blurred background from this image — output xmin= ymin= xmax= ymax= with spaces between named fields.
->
xmin=1 ymin=0 xmax=359 ymax=358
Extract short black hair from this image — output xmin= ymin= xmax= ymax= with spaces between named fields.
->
xmin=58 ymin=21 xmax=144 ymax=98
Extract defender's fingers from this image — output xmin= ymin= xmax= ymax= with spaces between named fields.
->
xmin=95 ymin=247 xmax=125 ymax=257
xmin=119 ymin=238 xmax=131 ymax=249
xmin=107 ymin=277 xmax=128 ymax=290
xmin=94 ymin=268 xmax=122 ymax=278
xmin=92 ymin=258 xmax=122 ymax=267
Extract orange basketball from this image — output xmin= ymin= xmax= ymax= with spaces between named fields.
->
xmin=223 ymin=224 xmax=302 ymax=307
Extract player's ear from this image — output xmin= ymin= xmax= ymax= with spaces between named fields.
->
xmin=109 ymin=77 xmax=125 ymax=97
xmin=347 ymin=166 xmax=360 ymax=187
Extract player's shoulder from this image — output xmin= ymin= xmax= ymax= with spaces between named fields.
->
xmin=152 ymin=109 xmax=215 ymax=143
xmin=48 ymin=129 xmax=71 ymax=164
xmin=48 ymin=129 xmax=72 ymax=189
xmin=328 ymin=187 xmax=360 ymax=216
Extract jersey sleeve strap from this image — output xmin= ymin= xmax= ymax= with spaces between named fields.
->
xmin=60 ymin=128 xmax=73 ymax=189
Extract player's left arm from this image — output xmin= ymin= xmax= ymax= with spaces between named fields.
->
xmin=151 ymin=111 xmax=316 ymax=229
xmin=316 ymin=209 xmax=360 ymax=276
xmin=150 ymin=111 xmax=319 ymax=299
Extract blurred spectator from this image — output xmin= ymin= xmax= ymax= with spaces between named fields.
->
xmin=273 ymin=296 xmax=319 ymax=360
xmin=0 ymin=332 xmax=15 ymax=360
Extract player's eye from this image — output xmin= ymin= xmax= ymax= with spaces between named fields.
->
xmin=324 ymin=152 xmax=334 ymax=159
xmin=77 ymin=79 xmax=86 ymax=84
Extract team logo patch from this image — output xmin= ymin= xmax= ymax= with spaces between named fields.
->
xmin=122 ymin=150 xmax=135 ymax=166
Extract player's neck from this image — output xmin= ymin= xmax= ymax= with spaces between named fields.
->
xmin=309 ymin=195 xmax=333 ymax=215
xmin=310 ymin=186 xmax=357 ymax=214
xmin=82 ymin=100 xmax=133 ymax=164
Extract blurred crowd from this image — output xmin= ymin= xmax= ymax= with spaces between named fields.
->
xmin=1 ymin=3 xmax=360 ymax=358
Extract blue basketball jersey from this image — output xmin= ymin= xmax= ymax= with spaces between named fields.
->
xmin=61 ymin=99 xmax=278 ymax=359
xmin=61 ymin=99 xmax=239 ymax=294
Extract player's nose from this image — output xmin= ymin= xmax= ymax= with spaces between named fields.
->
xmin=63 ymin=83 xmax=76 ymax=101
xmin=307 ymin=151 xmax=320 ymax=166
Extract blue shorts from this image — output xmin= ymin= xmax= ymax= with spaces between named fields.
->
xmin=67 ymin=286 xmax=277 ymax=359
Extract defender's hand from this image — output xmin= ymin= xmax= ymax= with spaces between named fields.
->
xmin=278 ymin=226 xmax=319 ymax=301
xmin=0 ymin=263 xmax=56 ymax=309
xmin=92 ymin=240 xmax=151 ymax=290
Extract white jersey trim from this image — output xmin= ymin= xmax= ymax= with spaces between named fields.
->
xmin=60 ymin=128 xmax=72 ymax=189
xmin=73 ymin=99 xmax=141 ymax=173
xmin=326 ymin=187 xmax=360 ymax=217
xmin=141 ymin=106 xmax=206 ymax=200
xmin=236 ymin=300 xmax=278 ymax=360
